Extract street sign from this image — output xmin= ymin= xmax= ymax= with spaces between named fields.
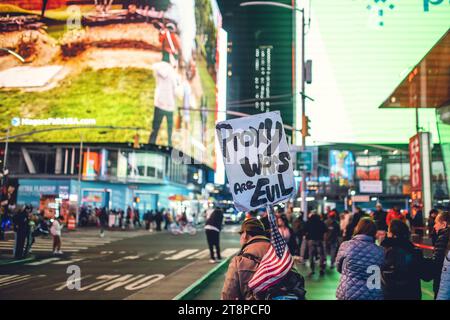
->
xmin=296 ymin=151 xmax=313 ymax=172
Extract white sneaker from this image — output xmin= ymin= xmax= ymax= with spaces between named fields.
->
xmin=209 ymin=259 xmax=216 ymax=264
xmin=57 ymin=250 xmax=64 ymax=255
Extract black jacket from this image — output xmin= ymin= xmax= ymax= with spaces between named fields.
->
xmin=304 ymin=218 xmax=327 ymax=241
xmin=324 ymin=218 xmax=340 ymax=243
xmin=425 ymin=227 xmax=450 ymax=295
xmin=373 ymin=210 xmax=388 ymax=231
xmin=380 ymin=237 xmax=423 ymax=300
xmin=205 ymin=209 xmax=224 ymax=231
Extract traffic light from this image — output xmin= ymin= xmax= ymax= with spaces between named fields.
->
xmin=302 ymin=115 xmax=311 ymax=138
xmin=133 ymin=133 xmax=140 ymax=149
xmin=134 ymin=196 xmax=140 ymax=203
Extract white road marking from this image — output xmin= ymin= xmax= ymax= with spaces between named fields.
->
xmin=52 ymin=258 xmax=85 ymax=265
xmin=26 ymin=258 xmax=61 ymax=266
xmin=165 ymin=249 xmax=199 ymax=260
xmin=187 ymin=249 xmax=210 ymax=259
xmin=221 ymin=248 xmax=240 ymax=258
xmin=0 ymin=275 xmax=31 ymax=288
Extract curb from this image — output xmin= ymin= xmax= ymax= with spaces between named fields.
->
xmin=173 ymin=255 xmax=233 ymax=300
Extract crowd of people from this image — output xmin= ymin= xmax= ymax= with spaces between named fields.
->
xmin=222 ymin=204 xmax=450 ymax=300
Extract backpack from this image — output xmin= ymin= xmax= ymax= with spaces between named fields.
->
xmin=238 ymin=238 xmax=307 ymax=300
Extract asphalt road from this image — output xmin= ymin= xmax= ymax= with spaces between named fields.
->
xmin=0 ymin=225 xmax=241 ymax=300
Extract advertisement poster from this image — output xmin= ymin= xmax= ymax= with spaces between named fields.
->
xmin=0 ymin=0 xmax=221 ymax=168
xmin=329 ymin=150 xmax=355 ymax=187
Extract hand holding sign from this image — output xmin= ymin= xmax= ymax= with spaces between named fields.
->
xmin=216 ymin=111 xmax=295 ymax=212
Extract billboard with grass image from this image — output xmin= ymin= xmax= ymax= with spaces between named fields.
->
xmin=0 ymin=0 xmax=222 ymax=169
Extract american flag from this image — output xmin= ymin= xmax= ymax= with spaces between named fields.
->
xmin=248 ymin=209 xmax=294 ymax=294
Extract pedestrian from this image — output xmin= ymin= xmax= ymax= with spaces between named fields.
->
xmin=325 ymin=210 xmax=340 ymax=268
xmin=24 ymin=206 xmax=35 ymax=256
xmin=50 ymin=216 xmax=64 ymax=255
xmin=292 ymin=214 xmax=305 ymax=259
xmin=428 ymin=209 xmax=439 ymax=245
xmin=99 ymin=207 xmax=108 ymax=238
xmin=126 ymin=206 xmax=132 ymax=229
xmin=437 ymin=215 xmax=450 ymax=300
xmin=407 ymin=204 xmax=424 ymax=237
xmin=221 ymin=218 xmax=270 ymax=300
xmin=380 ymin=219 xmax=423 ymax=300
xmin=205 ymin=207 xmax=224 ymax=263
xmin=164 ymin=209 xmax=171 ymax=230
xmin=304 ymin=213 xmax=327 ymax=276
xmin=386 ymin=207 xmax=406 ymax=228
xmin=345 ymin=207 xmax=366 ymax=239
xmin=277 ymin=214 xmax=298 ymax=257
xmin=119 ymin=209 xmax=124 ymax=229
xmin=423 ymin=211 xmax=450 ymax=298
xmin=12 ymin=206 xmax=28 ymax=259
xmin=335 ymin=218 xmax=384 ymax=300
xmin=340 ymin=210 xmax=352 ymax=241
xmin=155 ymin=209 xmax=163 ymax=231
xmin=372 ymin=203 xmax=388 ymax=242
xmin=134 ymin=208 xmax=141 ymax=228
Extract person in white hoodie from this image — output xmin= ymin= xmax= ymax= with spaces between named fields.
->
xmin=148 ymin=54 xmax=180 ymax=147
xmin=51 ymin=216 xmax=64 ymax=255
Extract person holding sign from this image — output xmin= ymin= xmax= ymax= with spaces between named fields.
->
xmin=218 ymin=112 xmax=305 ymax=300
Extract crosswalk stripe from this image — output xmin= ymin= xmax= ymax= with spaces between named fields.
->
xmin=0 ymin=275 xmax=31 ymax=288
xmin=187 ymin=249 xmax=210 ymax=259
xmin=52 ymin=258 xmax=84 ymax=265
xmin=221 ymin=248 xmax=240 ymax=258
xmin=26 ymin=258 xmax=61 ymax=266
xmin=0 ymin=275 xmax=23 ymax=284
xmin=0 ymin=245 xmax=88 ymax=250
xmin=165 ymin=249 xmax=199 ymax=260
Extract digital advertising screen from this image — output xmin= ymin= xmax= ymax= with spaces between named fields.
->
xmin=0 ymin=0 xmax=223 ymax=168
xmin=297 ymin=0 xmax=449 ymax=145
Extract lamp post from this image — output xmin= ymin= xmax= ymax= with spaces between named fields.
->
xmin=240 ymin=1 xmax=309 ymax=219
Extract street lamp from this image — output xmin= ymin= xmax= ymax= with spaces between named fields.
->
xmin=240 ymin=1 xmax=310 ymax=220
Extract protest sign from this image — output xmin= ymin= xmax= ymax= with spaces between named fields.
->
xmin=215 ymin=111 xmax=295 ymax=212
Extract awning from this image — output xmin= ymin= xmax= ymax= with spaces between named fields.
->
xmin=379 ymin=29 xmax=450 ymax=110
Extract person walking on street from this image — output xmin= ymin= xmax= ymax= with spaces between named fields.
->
xmin=222 ymin=218 xmax=270 ymax=300
xmin=423 ymin=211 xmax=450 ymax=299
xmin=205 ymin=207 xmax=224 ymax=263
xmin=304 ymin=213 xmax=327 ymax=276
xmin=428 ymin=209 xmax=439 ymax=245
xmin=99 ymin=207 xmax=108 ymax=238
xmin=51 ymin=216 xmax=64 ymax=255
xmin=380 ymin=219 xmax=424 ymax=300
xmin=386 ymin=207 xmax=406 ymax=228
xmin=335 ymin=218 xmax=384 ymax=300
xmin=408 ymin=204 xmax=424 ymax=237
xmin=345 ymin=207 xmax=366 ymax=240
xmin=340 ymin=210 xmax=352 ymax=241
xmin=155 ymin=209 xmax=163 ymax=231
xmin=24 ymin=206 xmax=35 ymax=256
xmin=277 ymin=214 xmax=298 ymax=257
xmin=372 ymin=203 xmax=388 ymax=242
xmin=325 ymin=211 xmax=340 ymax=268
xmin=12 ymin=206 xmax=28 ymax=259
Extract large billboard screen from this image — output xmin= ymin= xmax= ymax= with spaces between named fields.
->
xmin=298 ymin=0 xmax=449 ymax=145
xmin=0 ymin=0 xmax=222 ymax=168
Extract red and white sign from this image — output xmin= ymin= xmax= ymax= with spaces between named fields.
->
xmin=409 ymin=134 xmax=422 ymax=192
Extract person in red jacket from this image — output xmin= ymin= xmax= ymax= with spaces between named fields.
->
xmin=386 ymin=207 xmax=406 ymax=228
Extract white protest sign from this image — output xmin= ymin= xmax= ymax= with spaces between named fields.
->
xmin=215 ymin=111 xmax=295 ymax=212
